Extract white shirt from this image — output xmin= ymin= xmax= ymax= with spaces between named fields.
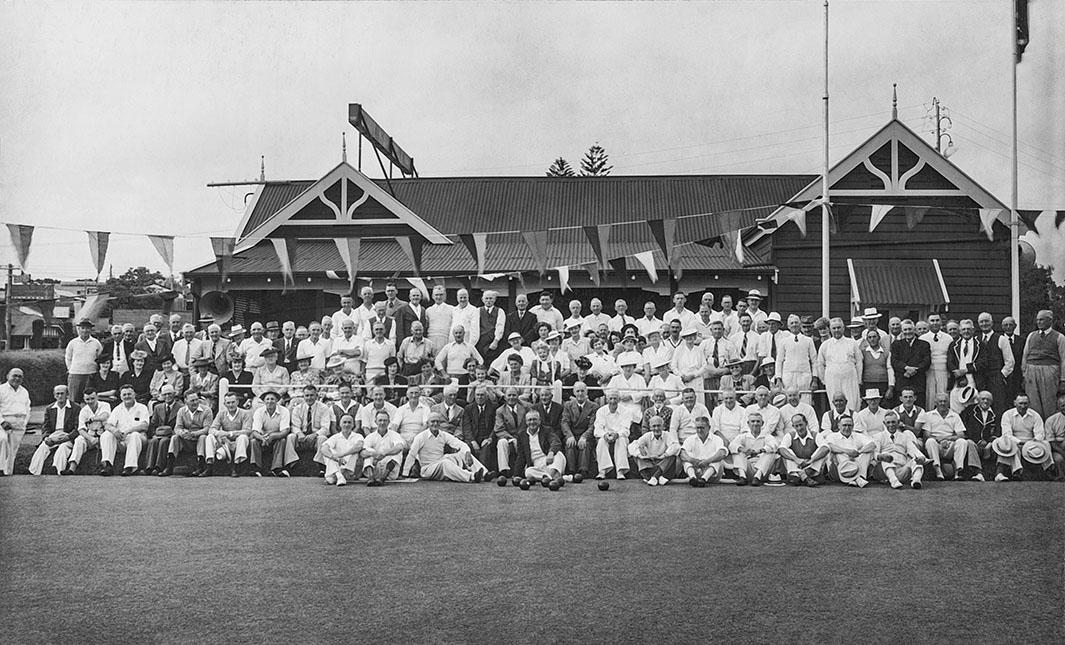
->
xmin=391 ymin=402 xmax=433 ymax=443
xmin=662 ymin=307 xmax=696 ymax=329
xmin=323 ymin=430 xmax=364 ymax=459
xmin=78 ymin=401 xmax=111 ymax=430
xmin=628 ymin=430 xmax=680 ymax=459
xmin=239 ymin=337 xmax=273 ymax=369
xmin=331 ymin=334 xmax=364 ymax=373
xmin=362 ymin=338 xmax=397 ymax=378
xmin=920 ymin=330 xmax=953 ymax=366
xmin=0 ymin=382 xmax=32 ymax=428
xmin=357 ymin=402 xmax=399 ymax=432
xmin=776 ymin=333 xmax=817 ymax=375
xmin=331 ymin=308 xmax=361 ymax=338
xmin=854 ymin=406 xmax=889 ymax=436
xmin=252 ymin=405 xmax=291 ymax=434
xmin=778 ymin=402 xmax=818 ymax=436
xmin=609 ymin=313 xmax=635 ymax=333
xmin=728 ymin=429 xmax=778 ymax=454
xmin=425 ymin=302 xmax=455 ymax=347
xmin=917 ymin=408 xmax=966 ymax=442
xmin=491 ymin=346 xmax=537 ymax=376
xmin=581 ymin=313 xmax=612 ymax=336
xmin=710 ymin=403 xmax=747 ymax=444
xmin=670 ymin=343 xmax=705 ymax=382
xmin=362 ymin=429 xmax=407 ymax=460
xmin=719 ymin=311 xmax=740 ymax=338
xmin=729 ymin=330 xmax=761 ymax=362
xmin=635 ymin=316 xmax=665 ymax=338
xmin=593 ymin=405 xmax=632 ymax=438
xmin=529 ymin=305 xmax=565 ymax=331
xmin=65 ymin=336 xmax=102 ymax=375
xmin=642 ymin=343 xmax=674 ymax=371
xmin=605 ymin=372 xmax=647 ymax=419
xmin=745 ymin=403 xmax=783 ymax=436
xmin=648 ymin=373 xmax=685 ymax=405
xmin=106 ymin=402 xmax=150 ymax=436
xmin=297 ymin=337 xmax=331 ymax=370
xmin=171 ymin=337 xmax=205 ymax=370
xmin=586 ymin=352 xmax=618 ymax=380
xmin=450 ymin=304 xmax=480 ymax=343
xmin=435 ymin=341 xmax=481 ymax=376
xmin=671 ymin=402 xmax=712 ymax=443
xmin=402 ymin=429 xmax=469 ymax=475
xmin=681 ymin=432 xmax=726 ymax=461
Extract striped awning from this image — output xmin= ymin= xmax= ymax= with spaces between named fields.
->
xmin=848 ymin=258 xmax=949 ymax=308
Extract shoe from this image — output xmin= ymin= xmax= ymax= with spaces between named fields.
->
xmin=804 ymin=478 xmax=818 ymax=487
xmin=158 ymin=468 xmax=172 ymax=477
xmin=657 ymin=475 xmax=669 ymax=486
xmin=473 ymin=469 xmax=484 ymax=483
xmin=911 ymin=480 xmax=923 ymax=489
xmin=121 ymin=467 xmax=134 ymax=477
xmin=994 ymin=472 xmax=1009 ymax=482
xmin=595 ymin=472 xmax=607 ymax=480
xmin=336 ymin=472 xmax=347 ymax=486
xmin=251 ymin=469 xmax=263 ymax=478
xmin=645 ymin=478 xmax=656 ymax=486
xmin=735 ymin=478 xmax=748 ymax=486
xmin=616 ymin=472 xmax=627 ymax=480
xmin=890 ymin=480 xmax=903 ymax=489
xmin=198 ymin=465 xmax=212 ymax=478
xmin=485 ymin=471 xmax=498 ymax=481
xmin=787 ymin=473 xmax=802 ymax=486
xmin=60 ymin=467 xmax=74 ymax=476
xmin=134 ymin=468 xmax=149 ymax=476
xmin=856 ymin=477 xmax=868 ymax=488
xmin=972 ymin=472 xmax=985 ymax=482
xmin=750 ymin=476 xmax=762 ymax=487
xmin=688 ymin=477 xmax=701 ymax=488
xmin=277 ymin=469 xmax=291 ymax=478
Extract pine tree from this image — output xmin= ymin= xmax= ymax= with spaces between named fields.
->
xmin=546 ymin=157 xmax=576 ymax=177
xmin=579 ymin=143 xmax=613 ymax=177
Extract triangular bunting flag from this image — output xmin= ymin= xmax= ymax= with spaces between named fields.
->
xmin=5 ymin=224 xmax=33 ymax=270
xmin=673 ymin=266 xmax=683 ymax=281
xmin=334 ymin=237 xmax=361 ymax=294
xmin=647 ymin=219 xmax=677 ymax=266
xmin=521 ymin=230 xmax=550 ymax=275
xmin=396 ymin=236 xmax=425 ymax=275
xmin=1016 ymin=210 xmax=1040 ymax=234
xmin=785 ymin=207 xmax=807 ymax=237
xmin=633 ymin=250 xmax=657 ymax=283
xmin=1056 ymin=210 xmax=1065 ymax=229
xmin=723 ymin=229 xmax=745 ymax=264
xmin=608 ymin=257 xmax=628 ymax=276
xmin=978 ymin=208 xmax=1005 ymax=241
xmin=459 ymin=233 xmax=488 ymax=274
xmin=86 ymin=231 xmax=109 ymax=279
xmin=407 ymin=276 xmax=430 ymax=301
xmin=582 ymin=225 xmax=611 ymax=270
xmin=904 ymin=206 xmax=929 ymax=230
xmin=148 ymin=235 xmax=175 ymax=274
xmin=583 ymin=263 xmax=601 ymax=287
xmin=512 ymin=272 xmax=525 ymax=290
xmin=271 ymin=238 xmax=297 ymax=289
xmin=868 ymin=204 xmax=894 ymax=232
xmin=555 ymin=266 xmax=571 ymax=293
xmin=210 ymin=237 xmax=235 ymax=288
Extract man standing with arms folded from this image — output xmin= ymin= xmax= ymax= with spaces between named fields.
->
xmin=66 ymin=320 xmax=102 ymax=403
xmin=1020 ymin=309 xmax=1065 ymax=421
xmin=775 ymin=314 xmax=817 ymax=404
xmin=919 ymin=314 xmax=953 ymax=409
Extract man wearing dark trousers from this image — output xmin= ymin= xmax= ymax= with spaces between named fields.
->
xmin=890 ymin=320 xmax=931 ymax=406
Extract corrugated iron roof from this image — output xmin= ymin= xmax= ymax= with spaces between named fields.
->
xmin=239 ymin=174 xmax=815 ymax=240
xmin=852 ymin=259 xmax=947 ymax=306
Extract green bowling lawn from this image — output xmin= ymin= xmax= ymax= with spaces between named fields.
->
xmin=1 ymin=477 xmax=1061 ymax=644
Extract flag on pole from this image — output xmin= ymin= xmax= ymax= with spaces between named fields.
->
xmin=86 ymin=231 xmax=110 ymax=279
xmin=1016 ymin=210 xmax=1041 ymax=234
xmin=1057 ymin=210 xmax=1065 ymax=229
xmin=521 ymin=230 xmax=550 ymax=275
xmin=458 ymin=233 xmax=487 ymax=274
xmin=148 ymin=235 xmax=175 ymax=274
xmin=868 ymin=204 xmax=894 ymax=232
xmin=633 ymin=250 xmax=657 ymax=283
xmin=5 ymin=224 xmax=33 ymax=270
xmin=271 ymin=238 xmax=297 ymax=289
xmin=334 ymin=237 xmax=361 ymax=293
xmin=210 ymin=237 xmax=235 ymax=288
xmin=978 ymin=208 xmax=1005 ymax=241
xmin=396 ymin=236 xmax=424 ymax=275
xmin=608 ymin=257 xmax=627 ymax=277
xmin=555 ymin=266 xmax=571 ymax=293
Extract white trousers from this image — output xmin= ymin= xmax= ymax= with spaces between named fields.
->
xmin=28 ymin=441 xmax=74 ymax=476
xmin=525 ymin=453 xmax=567 ymax=480
xmin=926 ymin=362 xmax=948 ymax=409
xmin=824 ymin=365 xmax=859 ymax=411
xmin=324 ymin=454 xmax=361 ymax=478
xmin=924 ymin=437 xmax=972 ymax=473
xmin=831 ymin=452 xmax=872 ymax=483
xmin=783 ymin=455 xmax=827 ymax=476
xmin=732 ymin=452 xmax=778 ymax=479
xmin=363 ymin=453 xmax=402 ymax=480
xmin=781 ymin=371 xmax=813 ymax=404
xmin=0 ymin=426 xmax=27 ymax=475
xmin=420 ymin=453 xmax=485 ymax=482
xmin=497 ymin=438 xmax=515 ymax=474
xmin=205 ymin=433 xmax=250 ymax=462
xmin=595 ymin=435 xmax=630 ymax=475
xmin=881 ymin=458 xmax=924 ymax=484
xmin=99 ymin=431 xmax=145 ymax=469
xmin=69 ymin=435 xmax=98 ymax=466
xmin=683 ymin=461 xmax=722 ymax=481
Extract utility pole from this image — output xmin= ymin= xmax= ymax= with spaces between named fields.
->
xmin=4 ymin=263 xmax=13 ymax=349
xmin=820 ymin=0 xmax=831 ymax=318
xmin=929 ymin=97 xmax=953 ymax=154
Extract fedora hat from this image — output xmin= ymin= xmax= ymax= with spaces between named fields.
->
xmin=746 ymin=289 xmax=762 ymax=300
xmin=296 ymin=350 xmax=314 ymax=362
xmin=991 ymin=435 xmax=1017 ymax=458
xmin=956 ymin=385 xmax=976 ymax=407
xmin=680 ymin=327 xmax=699 ymax=337
xmin=863 ymin=388 xmax=882 ymax=400
xmin=651 ymin=356 xmax=672 ymax=369
xmin=228 ymin=325 xmax=246 ymax=337
xmin=1021 ymin=440 xmax=1050 ymax=463
xmin=766 ymin=312 xmax=782 ymax=323
xmin=325 ymin=354 xmax=346 ymax=370
xmin=861 ymin=307 xmax=882 ymax=320
xmin=846 ymin=317 xmax=865 ymax=328
xmin=837 ymin=460 xmax=860 ymax=481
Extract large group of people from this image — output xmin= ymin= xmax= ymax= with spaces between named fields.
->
xmin=1 ymin=284 xmax=1063 ymax=489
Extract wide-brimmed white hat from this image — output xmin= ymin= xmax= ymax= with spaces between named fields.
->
xmin=861 ymin=307 xmax=882 ymax=320
xmin=991 ymin=436 xmax=1017 ymax=458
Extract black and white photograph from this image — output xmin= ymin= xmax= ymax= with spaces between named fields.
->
xmin=1 ymin=1 xmax=1062 ymax=643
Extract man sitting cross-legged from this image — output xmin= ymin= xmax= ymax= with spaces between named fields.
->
xmin=628 ymin=414 xmax=680 ymax=486
xmin=872 ymin=410 xmax=928 ymax=489
xmin=319 ymin=414 xmax=364 ymax=487
xmin=728 ymin=411 xmax=779 ymax=486
xmin=402 ymin=412 xmax=488 ymax=483
xmin=205 ymin=391 xmax=255 ymax=477
xmin=824 ymin=416 xmax=875 ymax=488
xmin=513 ymin=409 xmax=567 ymax=484
xmin=776 ymin=413 xmax=829 ymax=487
xmin=679 ymin=416 xmax=728 ymax=486
xmin=361 ymin=409 xmax=407 ymax=486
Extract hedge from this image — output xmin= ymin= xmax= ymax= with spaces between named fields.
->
xmin=0 ymin=350 xmax=68 ymax=405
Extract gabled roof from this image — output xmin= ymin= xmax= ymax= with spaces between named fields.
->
xmin=238 ymin=162 xmax=452 ymax=251
xmin=755 ymin=119 xmax=1009 ymax=237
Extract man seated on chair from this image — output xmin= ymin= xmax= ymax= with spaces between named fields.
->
xmin=872 ymin=410 xmax=928 ymax=489
xmin=823 ymin=416 xmax=875 ymax=488
xmin=916 ymin=392 xmax=981 ymax=481
xmin=100 ymin=384 xmax=150 ymax=476
xmin=251 ymin=390 xmax=294 ymax=477
xmin=492 ymin=387 xmax=531 ymax=478
xmin=28 ymin=385 xmax=80 ymax=476
xmin=402 ymin=412 xmax=487 ymax=483
xmin=205 ymin=391 xmax=255 ymax=477
xmin=287 ymin=384 xmax=332 ymax=476
xmin=628 ymin=414 xmax=680 ymax=486
xmin=514 ymin=409 xmax=567 ymax=484
xmin=160 ymin=390 xmax=213 ymax=477
xmin=776 ymin=413 xmax=829 ymax=487
xmin=144 ymin=384 xmax=179 ymax=475
xmin=679 ymin=416 xmax=728 ymax=486
xmin=62 ymin=388 xmax=111 ymax=475
xmin=319 ymin=414 xmax=363 ymax=487
xmin=592 ymin=390 xmax=633 ymax=480
xmin=728 ymin=411 xmax=779 ymax=486
xmin=362 ymin=409 xmax=407 ymax=486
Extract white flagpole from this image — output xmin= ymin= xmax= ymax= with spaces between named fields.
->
xmin=1010 ymin=1 xmax=1020 ymax=321
xmin=821 ymin=0 xmax=831 ymax=318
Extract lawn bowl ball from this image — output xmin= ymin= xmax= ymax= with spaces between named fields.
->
xmin=572 ymin=473 xmax=584 ymax=484
xmin=511 ymin=476 xmax=523 ymax=487
xmin=598 ymin=481 xmax=610 ymax=491
xmin=496 ymin=476 xmax=508 ymax=487
xmin=519 ymin=479 xmax=531 ymax=491
xmin=548 ymin=479 xmax=561 ymax=491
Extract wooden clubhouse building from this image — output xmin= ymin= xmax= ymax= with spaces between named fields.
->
xmin=186 ymin=114 xmax=1014 ymax=327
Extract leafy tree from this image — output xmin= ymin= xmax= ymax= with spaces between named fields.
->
xmin=579 ymin=143 xmax=613 ymax=177
xmin=104 ymin=267 xmax=167 ymax=309
xmin=1020 ymin=264 xmax=1065 ymax=330
xmin=546 ymin=157 xmax=576 ymax=177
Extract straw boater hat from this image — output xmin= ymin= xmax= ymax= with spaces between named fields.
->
xmin=771 ymin=393 xmax=787 ymax=407
xmin=863 ymin=388 xmax=882 ymax=400
xmin=846 ymin=317 xmax=864 ymax=328
xmin=760 ymin=357 xmax=775 ymax=367
xmin=746 ymin=289 xmax=762 ymax=300
xmin=564 ymin=319 xmax=582 ymax=331
xmin=766 ymin=312 xmax=782 ymax=323
xmin=546 ymin=331 xmax=561 ymax=342
xmin=651 ymin=356 xmax=672 ymax=370
xmin=861 ymin=307 xmax=882 ymax=321
xmin=228 ymin=325 xmax=246 ymax=337
xmin=618 ymin=355 xmax=639 ymax=368
xmin=991 ymin=436 xmax=1017 ymax=458
xmin=725 ymin=359 xmax=744 ymax=369
xmin=680 ymin=327 xmax=699 ymax=338
xmin=130 ymin=350 xmax=148 ymax=361
xmin=1021 ymin=440 xmax=1051 ymax=464
xmin=326 ymin=355 xmax=346 ymax=370
xmin=508 ymin=331 xmax=523 ymax=342
xmin=956 ymin=385 xmax=976 ymax=407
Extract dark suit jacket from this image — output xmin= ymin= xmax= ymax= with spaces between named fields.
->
xmin=134 ymin=337 xmax=173 ymax=373
xmin=493 ymin=401 xmax=531 ymax=441
xmin=274 ymin=336 xmax=299 ymax=372
xmin=120 ymin=369 xmax=153 ymax=404
xmin=561 ymin=398 xmax=598 ymax=442
xmin=890 ymin=338 xmax=931 ymax=389
xmin=962 ymin=404 xmax=998 ymax=443
xmin=100 ymin=338 xmax=137 ymax=367
xmin=460 ymin=400 xmax=497 ymax=444
xmin=393 ymin=304 xmax=429 ymax=347
xmin=149 ymin=400 xmax=180 ymax=438
xmin=946 ymin=337 xmax=987 ymax=380
xmin=42 ymin=402 xmax=81 ymax=442
xmin=532 ymin=401 xmax=564 ymax=437
xmin=506 ymin=310 xmax=539 ymax=347
xmin=513 ymin=428 xmax=562 ymax=474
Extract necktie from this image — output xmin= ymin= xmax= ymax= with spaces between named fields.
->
xmin=964 ymin=339 xmax=970 ymax=356
xmin=934 ymin=333 xmax=939 ymax=342
xmin=712 ymin=340 xmax=719 ymax=367
xmin=114 ymin=342 xmax=122 ymax=364
xmin=770 ymin=335 xmax=777 ymax=358
xmin=306 ymin=405 xmax=313 ymax=432
xmin=741 ymin=335 xmax=748 ymax=355
xmin=184 ymin=342 xmax=191 ymax=367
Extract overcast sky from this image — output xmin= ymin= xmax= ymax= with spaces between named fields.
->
xmin=1 ymin=0 xmax=1062 ymax=282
